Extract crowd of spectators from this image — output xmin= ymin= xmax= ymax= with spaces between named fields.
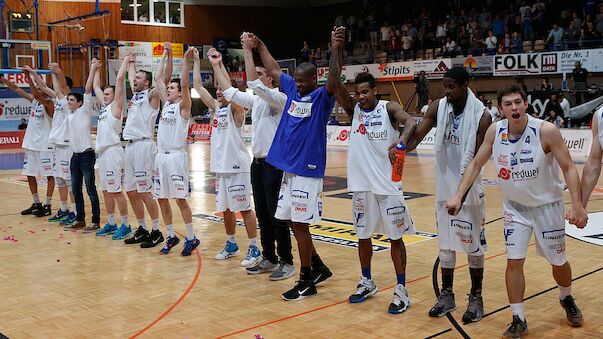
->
xmin=302 ymin=0 xmax=603 ymax=65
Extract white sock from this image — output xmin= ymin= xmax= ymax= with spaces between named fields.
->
xmin=227 ymin=234 xmax=235 ymax=243
xmin=166 ymin=224 xmax=175 ymax=237
xmin=121 ymin=215 xmax=128 ymax=226
xmin=45 ymin=197 xmax=52 ymax=205
xmin=138 ymin=219 xmax=148 ymax=230
xmin=185 ymin=223 xmax=194 ymax=240
xmin=60 ymin=201 xmax=68 ymax=212
xmin=510 ymin=303 xmax=525 ymax=321
xmin=107 ymin=214 xmax=116 ymax=225
xmin=32 ymin=194 xmax=40 ymax=204
xmin=152 ymin=218 xmax=160 ymax=231
xmin=249 ymin=238 xmax=257 ymax=247
xmin=559 ymin=285 xmax=572 ymax=300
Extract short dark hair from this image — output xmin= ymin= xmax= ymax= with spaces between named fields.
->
xmin=354 ymin=72 xmax=376 ymax=88
xmin=170 ymin=78 xmax=181 ymax=92
xmin=138 ymin=70 xmax=153 ymax=87
xmin=103 ymin=85 xmax=115 ymax=92
xmin=497 ymin=84 xmax=527 ymax=104
xmin=443 ymin=66 xmax=469 ymax=85
xmin=65 ymin=76 xmax=73 ymax=89
xmin=68 ymin=92 xmax=83 ymax=103
xmin=295 ymin=62 xmax=317 ymax=77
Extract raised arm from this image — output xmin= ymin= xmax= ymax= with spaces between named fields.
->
xmin=163 ymin=42 xmax=174 ymax=86
xmin=22 ymin=68 xmax=54 ymax=116
xmin=180 ymin=47 xmax=193 ymax=120
xmin=0 ymin=76 xmax=34 ymax=102
xmin=112 ymin=54 xmax=131 ymax=119
xmin=253 ymin=34 xmax=282 ymax=85
xmin=541 ymin=121 xmax=587 ymax=228
xmin=581 ymin=114 xmax=602 ymax=208
xmin=327 ymin=26 xmax=354 ymax=116
xmin=326 ymin=26 xmax=347 ymax=97
xmin=152 ymin=49 xmax=168 ymax=106
xmin=49 ymin=63 xmax=70 ymax=98
xmin=127 ymin=52 xmax=137 ymax=92
xmin=446 ymin=123 xmax=496 ymax=215
xmin=85 ymin=59 xmax=99 ymax=95
xmin=210 ymin=48 xmax=254 ymax=110
xmin=241 ymin=32 xmax=259 ymax=82
xmin=31 ymin=70 xmax=56 ymax=99
xmin=192 ymin=48 xmax=217 ymax=112
xmin=406 ymin=99 xmax=439 ymax=152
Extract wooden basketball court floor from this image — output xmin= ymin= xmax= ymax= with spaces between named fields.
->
xmin=1 ymin=142 xmax=602 ymax=338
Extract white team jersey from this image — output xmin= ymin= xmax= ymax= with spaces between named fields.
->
xmin=492 ymin=116 xmax=564 ymax=206
xmin=210 ymin=105 xmax=251 ymax=173
xmin=123 ymin=89 xmax=159 ymax=140
xmin=348 ymin=100 xmax=403 ymax=194
xmin=48 ymin=97 xmax=69 ymax=146
xmin=68 ymin=94 xmax=94 ymax=153
xmin=597 ymin=106 xmax=603 ymax=149
xmin=22 ymin=99 xmax=52 ymax=151
xmin=96 ymin=101 xmax=123 ymax=154
xmin=157 ymin=101 xmax=189 ymax=152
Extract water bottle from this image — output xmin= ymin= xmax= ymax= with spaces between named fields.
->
xmin=561 ymin=73 xmax=569 ymax=91
xmin=391 ymin=143 xmax=406 ymax=182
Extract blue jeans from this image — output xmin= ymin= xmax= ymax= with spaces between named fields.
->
xmin=70 ymin=149 xmax=100 ymax=223
xmin=251 ymin=158 xmax=293 ymax=265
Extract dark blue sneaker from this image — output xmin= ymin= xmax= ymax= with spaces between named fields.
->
xmin=181 ymin=237 xmax=200 ymax=256
xmin=59 ymin=212 xmax=77 ymax=226
xmin=112 ymin=224 xmax=133 ymax=240
xmin=49 ymin=209 xmax=70 ymax=222
xmin=96 ymin=223 xmax=118 ymax=236
xmin=160 ymin=236 xmax=180 ymax=255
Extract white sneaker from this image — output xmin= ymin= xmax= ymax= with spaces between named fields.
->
xmin=348 ymin=277 xmax=378 ymax=303
xmin=214 ymin=241 xmax=240 ymax=260
xmin=389 ymin=284 xmax=411 ymax=314
xmin=240 ymin=245 xmax=261 ymax=267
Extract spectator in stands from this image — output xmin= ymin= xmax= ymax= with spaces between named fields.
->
xmin=572 ymin=61 xmax=589 ymax=105
xmin=388 ymin=31 xmax=401 ymax=61
xmin=583 ymin=21 xmax=600 ymax=47
xmin=420 ymin=99 xmax=432 ymax=115
xmin=458 ymin=26 xmax=471 ymax=54
xmin=18 ymin=118 xmax=27 ymax=130
xmin=559 ymin=92 xmax=571 ymax=120
xmin=545 ymin=110 xmax=564 ymax=128
xmin=540 ymin=77 xmax=554 ymax=94
xmin=368 ymin=14 xmax=380 ymax=49
xmin=401 ymin=31 xmax=413 ymax=60
xmin=500 ymin=32 xmax=511 ymax=53
xmin=566 ymin=22 xmax=580 ymax=49
xmin=486 ymin=100 xmax=501 ymax=121
xmin=519 ymin=1 xmax=530 ymax=21
xmin=546 ymin=23 xmax=565 ymax=51
xmin=510 ymin=31 xmax=524 ymax=53
xmin=346 ymin=26 xmax=355 ymax=57
xmin=596 ymin=6 xmax=603 ymax=34
xmin=522 ymin=8 xmax=534 ymax=42
xmin=444 ymin=37 xmax=458 ymax=57
xmin=300 ymin=40 xmax=310 ymax=62
xmin=527 ymin=102 xmax=538 ymax=118
xmin=484 ymin=30 xmax=498 ymax=55
xmin=407 ymin=22 xmax=420 ymax=51
xmin=415 ymin=70 xmax=429 ymax=111
xmin=315 ymin=48 xmax=323 ymax=67
xmin=479 ymin=7 xmax=492 ymax=32
xmin=493 ymin=14 xmax=505 ymax=40
xmin=380 ymin=21 xmax=393 ymax=51
xmin=572 ymin=12 xmax=583 ymax=29
xmin=347 ymin=14 xmax=357 ymax=35
xmin=436 ymin=19 xmax=448 ymax=39
xmin=470 ymin=23 xmax=484 ymax=54
xmin=506 ymin=5 xmax=518 ymax=33
xmin=532 ymin=4 xmax=545 ymax=36
xmin=325 ymin=42 xmax=332 ymax=62
xmin=544 ymin=93 xmax=564 ymax=119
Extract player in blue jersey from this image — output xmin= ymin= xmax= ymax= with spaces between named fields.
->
xmin=252 ymin=27 xmax=345 ymax=301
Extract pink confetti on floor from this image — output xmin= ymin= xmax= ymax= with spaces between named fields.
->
xmin=27 ymin=230 xmax=36 ymax=234
xmin=3 ymin=236 xmax=17 ymax=243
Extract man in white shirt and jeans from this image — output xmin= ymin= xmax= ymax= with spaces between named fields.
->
xmin=218 ymin=32 xmax=295 ymax=280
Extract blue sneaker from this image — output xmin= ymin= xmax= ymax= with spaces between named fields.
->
xmin=181 ymin=237 xmax=200 ymax=256
xmin=112 ymin=224 xmax=133 ymax=240
xmin=160 ymin=236 xmax=180 ymax=255
xmin=48 ymin=209 xmax=70 ymax=222
xmin=214 ymin=241 xmax=239 ymax=260
xmin=96 ymin=223 xmax=118 ymax=236
xmin=59 ymin=212 xmax=77 ymax=226
xmin=240 ymin=245 xmax=262 ymax=267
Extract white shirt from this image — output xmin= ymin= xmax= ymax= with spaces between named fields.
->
xmin=96 ymin=101 xmax=123 ymax=154
xmin=223 ymin=79 xmax=286 ymax=158
xmin=210 ymin=105 xmax=251 ymax=173
xmin=123 ymin=89 xmax=159 ymax=140
xmin=489 ymin=106 xmax=500 ymax=120
xmin=48 ymin=97 xmax=69 ymax=146
xmin=68 ymin=94 xmax=94 ymax=153
xmin=22 ymin=99 xmax=52 ymax=152
xmin=348 ymin=100 xmax=403 ymax=195
xmin=492 ymin=116 xmax=563 ymax=207
xmin=445 ymin=41 xmax=457 ymax=52
xmin=560 ymin=98 xmax=570 ymax=118
xmin=485 ymin=36 xmax=498 ymax=49
xmin=157 ymin=100 xmax=189 ymax=152
xmin=436 ymin=24 xmax=447 ymax=38
xmin=381 ymin=26 xmax=392 ymax=41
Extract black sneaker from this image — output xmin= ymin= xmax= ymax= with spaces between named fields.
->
xmin=21 ymin=203 xmax=42 ymax=215
xmin=462 ymin=293 xmax=484 ymax=324
xmin=124 ymin=226 xmax=150 ymax=244
xmin=560 ymin=295 xmax=583 ymax=327
xmin=33 ymin=204 xmax=51 ymax=217
xmin=282 ymin=280 xmax=317 ymax=301
xmin=140 ymin=229 xmax=164 ymax=248
xmin=503 ymin=315 xmax=528 ymax=338
xmin=312 ymin=265 xmax=333 ymax=285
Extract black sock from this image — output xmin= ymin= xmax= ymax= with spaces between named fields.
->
xmin=470 ymin=267 xmax=483 ymax=295
xmin=300 ymin=266 xmax=313 ymax=281
xmin=442 ymin=268 xmax=454 ymax=291
xmin=311 ymin=254 xmax=325 ymax=268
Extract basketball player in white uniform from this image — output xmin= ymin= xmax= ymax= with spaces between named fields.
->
xmin=153 ymin=47 xmax=199 ymax=256
xmin=447 ymin=84 xmax=586 ymax=338
xmin=31 ymin=65 xmax=77 ymax=225
xmin=331 ymin=65 xmax=417 ymax=313
xmin=215 ymin=33 xmax=295 ymax=280
xmin=406 ymin=67 xmax=491 ymax=323
xmin=122 ymin=44 xmax=173 ymax=247
xmin=93 ymin=55 xmax=130 ymax=239
xmin=193 ymin=48 xmax=260 ymax=267
xmin=581 ymin=106 xmax=603 ymax=209
xmin=1 ymin=70 xmax=55 ymax=217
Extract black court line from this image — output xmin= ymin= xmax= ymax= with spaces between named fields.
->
xmin=424 ymin=328 xmax=452 ymax=339
xmin=0 ymin=332 xmax=8 ymax=338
